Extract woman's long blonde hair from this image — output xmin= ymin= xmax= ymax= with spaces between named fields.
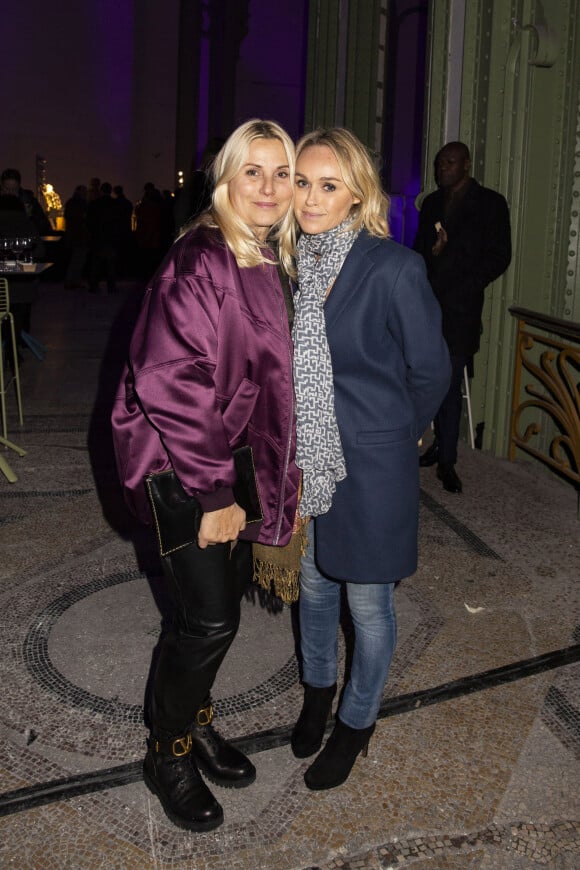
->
xmin=183 ymin=119 xmax=296 ymax=273
xmin=295 ymin=127 xmax=390 ymax=238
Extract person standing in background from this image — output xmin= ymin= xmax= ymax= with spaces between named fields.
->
xmin=0 ymin=193 xmax=41 ymax=354
xmin=87 ymin=177 xmax=101 ymax=203
xmin=413 ymin=141 xmax=511 ymax=493
xmin=0 ymin=174 xmax=47 ymax=348
xmin=112 ymin=185 xmax=134 ymax=277
xmin=134 ymin=182 xmax=164 ymax=281
xmin=87 ymin=182 xmax=118 ymax=294
xmin=173 ymin=137 xmax=226 ymax=230
xmin=1 ymin=168 xmax=52 ymax=236
xmin=64 ymin=184 xmax=89 ymax=289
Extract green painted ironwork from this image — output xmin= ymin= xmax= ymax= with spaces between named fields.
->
xmin=302 ymin=0 xmax=580 ymax=467
xmin=418 ymin=0 xmax=580 ymax=461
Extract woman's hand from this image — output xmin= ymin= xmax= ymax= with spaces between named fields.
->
xmin=198 ymin=503 xmax=247 ymax=549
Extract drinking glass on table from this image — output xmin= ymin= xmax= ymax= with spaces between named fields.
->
xmin=0 ymin=237 xmax=14 ymax=268
xmin=25 ymin=236 xmax=36 ymax=263
xmin=12 ymin=237 xmax=25 ymax=267
xmin=23 ymin=236 xmax=35 ymax=263
xmin=13 ymin=236 xmax=35 ymax=267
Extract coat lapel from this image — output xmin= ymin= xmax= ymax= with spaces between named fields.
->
xmin=324 ymin=232 xmax=380 ymax=329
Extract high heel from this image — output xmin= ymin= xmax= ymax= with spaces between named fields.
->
xmin=304 ymin=717 xmax=375 ymax=790
xmin=291 ymin=683 xmax=337 ymax=758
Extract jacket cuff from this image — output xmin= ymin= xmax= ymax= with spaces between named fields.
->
xmin=196 ymin=486 xmax=235 ymax=513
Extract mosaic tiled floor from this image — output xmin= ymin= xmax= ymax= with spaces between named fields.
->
xmin=0 ymin=284 xmax=578 ymax=868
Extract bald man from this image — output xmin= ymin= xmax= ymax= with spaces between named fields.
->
xmin=413 ymin=142 xmax=511 ymax=493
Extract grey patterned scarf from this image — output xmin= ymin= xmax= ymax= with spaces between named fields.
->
xmin=293 ymin=220 xmax=360 ymax=517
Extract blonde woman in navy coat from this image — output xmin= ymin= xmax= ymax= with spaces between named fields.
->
xmin=290 ymin=128 xmax=451 ymax=790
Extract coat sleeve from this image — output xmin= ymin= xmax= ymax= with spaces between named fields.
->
xmin=412 ymin=197 xmax=435 ymax=261
xmin=387 ymin=252 xmax=451 ymax=434
xmin=424 ymin=189 xmax=511 ymax=311
xmin=474 ymin=191 xmax=511 ymax=288
xmin=129 ymin=271 xmax=237 ymax=513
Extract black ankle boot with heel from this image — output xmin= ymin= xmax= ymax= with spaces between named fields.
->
xmin=291 ymin=683 xmax=337 ymax=759
xmin=304 ymin=717 xmax=375 ymax=790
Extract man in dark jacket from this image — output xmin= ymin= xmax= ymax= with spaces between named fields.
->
xmin=1 ymin=168 xmax=52 ymax=236
xmin=112 ymin=185 xmax=134 ymax=277
xmin=413 ymin=141 xmax=511 ymax=493
xmin=0 ymin=195 xmax=40 ymax=354
xmin=87 ymin=182 xmax=118 ymax=293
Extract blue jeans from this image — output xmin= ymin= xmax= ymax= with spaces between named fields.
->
xmin=299 ymin=524 xmax=397 ymax=729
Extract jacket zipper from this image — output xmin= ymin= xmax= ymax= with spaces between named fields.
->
xmin=272 ymin=271 xmax=294 ymax=545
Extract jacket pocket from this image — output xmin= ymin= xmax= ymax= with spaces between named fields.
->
xmin=357 ymin=424 xmax=415 ymax=446
xmin=222 ymin=378 xmax=261 ymax=447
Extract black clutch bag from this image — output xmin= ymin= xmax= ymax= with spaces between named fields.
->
xmin=145 ymin=445 xmax=263 ymax=557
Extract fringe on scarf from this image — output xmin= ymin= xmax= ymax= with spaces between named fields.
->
xmin=252 ymin=522 xmax=309 ymax=604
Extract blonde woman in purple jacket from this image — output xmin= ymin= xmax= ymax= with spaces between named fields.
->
xmin=112 ymin=120 xmax=299 ymax=832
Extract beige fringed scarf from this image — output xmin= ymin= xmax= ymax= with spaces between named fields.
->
xmin=252 ymin=261 xmax=308 ymax=604
xmin=252 ymin=519 xmax=309 ymax=604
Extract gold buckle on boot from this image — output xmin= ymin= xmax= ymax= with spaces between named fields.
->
xmin=196 ymin=703 xmax=214 ymax=727
xmin=153 ymin=733 xmax=193 ymax=757
xmin=171 ymin=734 xmax=193 ymax=756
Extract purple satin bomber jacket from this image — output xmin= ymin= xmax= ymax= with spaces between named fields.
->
xmin=111 ymin=226 xmax=299 ymax=547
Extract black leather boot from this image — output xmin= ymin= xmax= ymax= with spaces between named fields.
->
xmin=291 ymin=683 xmax=337 ymax=758
xmin=190 ymin=701 xmax=256 ymax=788
xmin=304 ymin=717 xmax=375 ymax=790
xmin=437 ymin=462 xmax=462 ymax=493
xmin=143 ymin=733 xmax=223 ymax=831
xmin=419 ymin=440 xmax=439 ymax=467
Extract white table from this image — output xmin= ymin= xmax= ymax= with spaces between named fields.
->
xmin=0 ymin=261 xmax=54 ymax=276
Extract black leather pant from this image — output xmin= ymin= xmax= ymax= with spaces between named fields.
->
xmin=151 ymin=539 xmax=252 ymax=738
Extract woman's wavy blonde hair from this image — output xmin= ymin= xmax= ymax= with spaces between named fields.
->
xmin=183 ymin=119 xmax=296 ymax=273
xmin=295 ymin=127 xmax=390 ymax=238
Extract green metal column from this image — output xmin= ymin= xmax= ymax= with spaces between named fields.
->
xmin=473 ymin=2 xmax=534 ymax=460
xmin=304 ymin=0 xmax=341 ymax=131
xmin=304 ymin=0 xmax=386 ymax=150
xmin=479 ymin=1 xmax=580 ymax=458
xmin=568 ymin=91 xmax=580 ymax=324
xmin=303 ymin=0 xmax=580 ymax=461
xmin=419 ymin=0 xmax=580 ymax=459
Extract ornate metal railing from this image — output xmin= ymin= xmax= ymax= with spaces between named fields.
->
xmin=509 ymin=307 xmax=580 ymax=489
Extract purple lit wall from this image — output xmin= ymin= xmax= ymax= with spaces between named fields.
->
xmin=85 ymin=0 xmax=135 ymax=171
xmin=383 ymin=0 xmax=428 ymax=247
xmin=0 ymin=1 xmax=178 ymax=204
xmin=0 ymin=0 xmax=426 ymax=235
xmin=233 ymin=0 xmax=308 ymax=139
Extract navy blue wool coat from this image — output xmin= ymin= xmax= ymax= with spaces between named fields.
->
xmin=314 ymin=231 xmax=451 ymax=583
